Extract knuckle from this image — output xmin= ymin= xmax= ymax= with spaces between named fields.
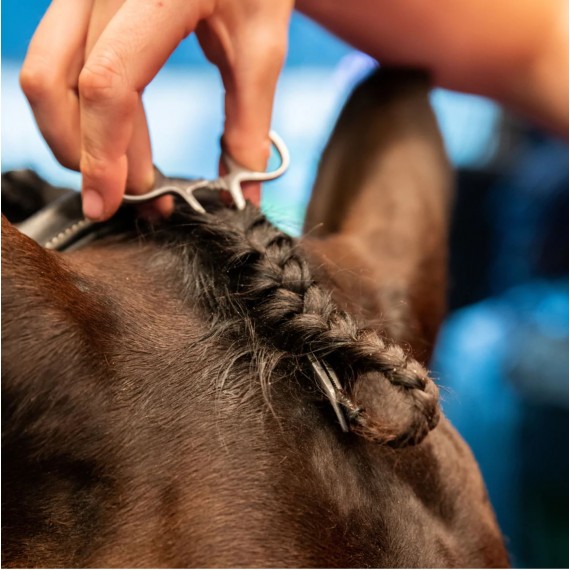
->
xmin=264 ymin=38 xmax=287 ymax=66
xmin=20 ymin=58 xmax=55 ymax=102
xmin=80 ymin=151 xmax=108 ymax=182
xmin=78 ymin=54 xmax=124 ymax=103
xmin=253 ymin=28 xmax=288 ymax=67
xmin=244 ymin=38 xmax=287 ymax=89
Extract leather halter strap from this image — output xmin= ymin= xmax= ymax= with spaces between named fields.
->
xmin=16 ymin=192 xmax=128 ymax=252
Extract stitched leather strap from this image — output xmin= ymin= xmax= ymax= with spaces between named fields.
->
xmin=16 ymin=192 xmax=128 ymax=252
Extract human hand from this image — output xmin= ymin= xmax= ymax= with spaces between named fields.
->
xmin=20 ymin=0 xmax=293 ymax=221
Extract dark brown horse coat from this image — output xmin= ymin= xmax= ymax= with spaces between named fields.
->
xmin=2 ymin=69 xmax=509 ymax=568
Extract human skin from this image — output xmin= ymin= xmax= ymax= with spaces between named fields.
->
xmin=20 ymin=0 xmax=568 ymax=222
xmin=20 ymin=0 xmax=294 ymax=220
xmin=298 ymin=0 xmax=569 ymax=136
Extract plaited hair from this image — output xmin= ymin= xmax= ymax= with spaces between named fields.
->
xmin=153 ymin=199 xmax=440 ymax=447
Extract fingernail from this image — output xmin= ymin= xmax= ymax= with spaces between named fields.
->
xmin=83 ymin=189 xmax=104 ymax=220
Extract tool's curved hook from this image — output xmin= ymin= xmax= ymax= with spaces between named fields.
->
xmin=123 ymin=131 xmax=290 ymax=213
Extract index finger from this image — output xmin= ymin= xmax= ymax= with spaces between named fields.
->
xmin=78 ymin=0 xmax=199 ymax=220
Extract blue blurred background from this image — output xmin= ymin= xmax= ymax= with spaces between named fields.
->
xmin=2 ymin=2 xmax=568 ymax=566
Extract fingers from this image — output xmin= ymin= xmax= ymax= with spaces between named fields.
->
xmin=24 ymin=0 xmax=290 ymax=220
xmin=20 ymin=0 xmax=93 ymax=169
xmin=79 ymin=0 xmax=194 ymax=220
xmin=84 ymin=0 xmax=157 ymax=196
xmin=214 ymin=9 xmax=290 ymax=206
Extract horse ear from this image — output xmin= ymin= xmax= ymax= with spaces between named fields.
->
xmin=302 ymin=68 xmax=452 ymax=362
xmin=2 ymin=215 xmax=114 ymax=453
xmin=2 ymin=215 xmax=116 ymax=384
xmin=2 ymin=216 xmax=70 ymax=372
xmin=2 ymin=215 xmax=69 ymax=300
xmin=2 ymin=215 xmax=110 ymax=339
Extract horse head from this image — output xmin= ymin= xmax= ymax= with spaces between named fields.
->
xmin=2 ymin=69 xmax=508 ymax=568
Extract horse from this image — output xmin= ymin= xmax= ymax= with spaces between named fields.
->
xmin=2 ymin=68 xmax=509 ymax=568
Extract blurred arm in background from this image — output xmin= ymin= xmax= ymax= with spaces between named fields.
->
xmin=299 ymin=0 xmax=569 ymax=136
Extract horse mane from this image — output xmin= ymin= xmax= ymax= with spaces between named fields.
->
xmin=144 ymin=199 xmax=440 ymax=447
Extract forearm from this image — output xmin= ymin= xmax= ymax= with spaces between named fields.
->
xmin=297 ymin=0 xmax=568 ymax=134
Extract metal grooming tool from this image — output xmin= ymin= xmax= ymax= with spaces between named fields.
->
xmin=308 ymin=354 xmax=349 ymax=432
xmin=17 ymin=132 xmax=290 ymax=251
xmin=123 ymin=130 xmax=290 ymax=213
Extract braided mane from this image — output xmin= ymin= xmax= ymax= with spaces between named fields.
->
xmin=153 ymin=200 xmax=440 ymax=447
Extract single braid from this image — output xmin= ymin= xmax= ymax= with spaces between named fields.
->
xmin=167 ymin=202 xmax=440 ymax=447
